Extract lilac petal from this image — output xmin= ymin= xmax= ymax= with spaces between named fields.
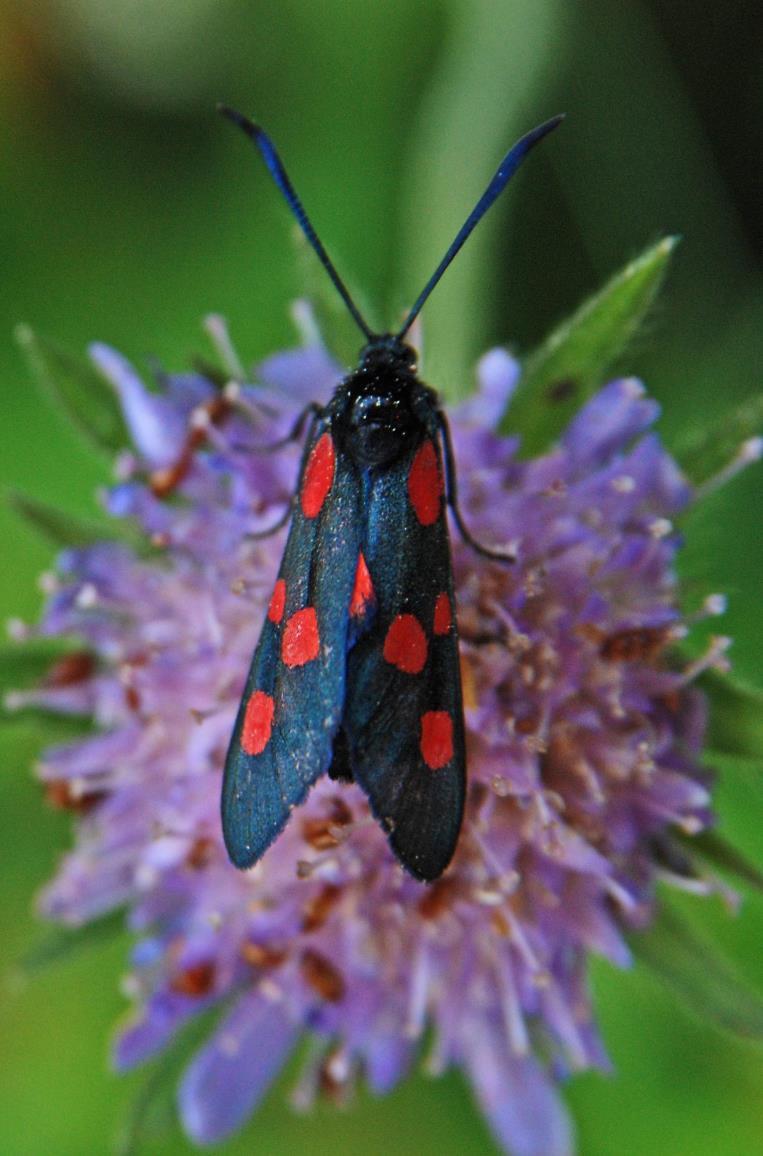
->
xmin=115 ymin=991 xmax=200 ymax=1070
xmin=456 ymin=348 xmax=520 ymax=428
xmin=624 ymin=433 xmax=692 ymax=511
xmin=164 ymin=372 xmax=215 ymax=411
xmin=90 ymin=344 xmax=187 ymax=465
xmin=257 ymin=344 xmax=343 ymax=405
xmin=562 ymin=378 xmax=659 ymax=467
xmin=179 ymin=993 xmax=299 ymax=1144
xmin=463 ymin=1020 xmax=573 ymax=1156
xmin=363 ymin=1031 xmax=413 ymax=1095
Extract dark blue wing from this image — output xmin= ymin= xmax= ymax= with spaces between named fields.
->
xmin=343 ymin=431 xmax=466 ymax=881
xmin=222 ymin=421 xmax=362 ymax=868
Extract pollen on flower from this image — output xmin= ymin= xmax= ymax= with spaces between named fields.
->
xmin=300 ymin=949 xmax=346 ymax=1002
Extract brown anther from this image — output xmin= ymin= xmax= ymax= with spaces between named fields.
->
xmin=576 ymin=623 xmax=604 ymax=645
xmin=469 ymin=781 xmax=490 ymax=810
xmin=150 ymin=396 xmax=232 ymax=498
xmin=302 ymin=819 xmax=341 ymax=851
xmin=327 ymin=796 xmax=353 ymax=826
xmin=318 ymin=1050 xmax=351 ymax=1104
xmin=300 ymin=948 xmax=345 ymax=1002
xmin=660 ymin=689 xmax=682 ymax=714
xmin=150 ymin=449 xmax=193 ymax=498
xmin=184 ymin=837 xmax=215 ymax=870
xmin=301 ymin=884 xmax=342 ymax=932
xmin=206 ymin=394 xmax=232 ymax=426
xmin=169 ymin=960 xmax=216 ymax=997
xmin=600 ymin=626 xmax=671 ymax=663
xmin=302 ymin=797 xmax=353 ymax=850
xmin=515 ymin=712 xmax=540 ymax=736
xmin=240 ymin=942 xmax=287 ymax=969
xmin=44 ymin=780 xmax=105 ymax=813
xmin=417 ymin=878 xmax=456 ymax=920
xmin=459 ymin=651 xmax=478 ymax=709
xmin=490 ymin=910 xmax=511 ymax=937
xmin=124 ymin=685 xmax=142 ymax=712
xmin=43 ymin=650 xmax=95 ymax=687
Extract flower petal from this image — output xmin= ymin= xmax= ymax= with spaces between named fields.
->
xmin=562 ymin=378 xmax=659 ymax=467
xmin=178 ymin=993 xmax=299 ymax=1144
xmin=462 ymin=1018 xmax=574 ymax=1156
xmin=456 ymin=348 xmax=520 ymax=428
xmin=89 ymin=344 xmax=187 ymax=466
xmin=257 ymin=344 xmax=342 ymax=404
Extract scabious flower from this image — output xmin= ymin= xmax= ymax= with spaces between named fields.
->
xmin=9 ymin=310 xmax=755 ymax=1155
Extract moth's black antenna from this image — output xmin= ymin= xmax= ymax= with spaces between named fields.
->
xmin=397 ymin=114 xmax=565 ymax=341
xmin=219 ymin=105 xmax=375 ymax=342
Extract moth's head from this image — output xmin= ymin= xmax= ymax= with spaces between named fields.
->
xmin=359 ymin=334 xmax=418 ymax=375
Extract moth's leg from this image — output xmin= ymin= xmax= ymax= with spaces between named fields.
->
xmin=437 ymin=412 xmax=516 ymax=564
xmin=247 ymin=408 xmax=323 ymax=540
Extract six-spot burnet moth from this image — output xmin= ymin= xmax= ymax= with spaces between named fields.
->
xmin=219 ymin=105 xmax=563 ymax=881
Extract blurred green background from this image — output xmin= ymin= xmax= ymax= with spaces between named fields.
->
xmin=1 ymin=1 xmax=761 ymax=1153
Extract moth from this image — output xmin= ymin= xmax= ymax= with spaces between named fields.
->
xmin=220 ymin=106 xmax=562 ymax=880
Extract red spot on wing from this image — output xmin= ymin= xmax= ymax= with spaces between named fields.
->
xmin=383 ymin=614 xmax=427 ymax=674
xmin=349 ymin=552 xmax=375 ymax=617
xmin=241 ymin=690 xmax=275 ymax=755
xmin=268 ymin=578 xmax=286 ymax=623
xmin=420 ymin=711 xmax=454 ymax=770
xmin=433 ymin=592 xmax=452 ymax=635
xmin=282 ymin=607 xmax=321 ymax=667
xmin=301 ymin=432 xmax=336 ymax=518
xmin=408 ymin=440 xmax=443 ymax=526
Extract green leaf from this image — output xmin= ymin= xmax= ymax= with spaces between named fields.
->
xmin=18 ymin=911 xmax=125 ymax=975
xmin=632 ymin=901 xmax=763 ymax=1040
xmin=507 ymin=236 xmax=678 ymax=453
xmin=9 ymin=490 xmax=117 ymax=548
xmin=687 ymin=830 xmax=763 ymax=894
xmin=702 ymin=668 xmax=763 ymax=765
xmin=8 ymin=490 xmax=153 ymax=556
xmin=396 ymin=0 xmax=565 ymax=395
xmin=674 ymin=393 xmax=763 ymax=485
xmin=16 ymin=324 xmax=128 ymax=457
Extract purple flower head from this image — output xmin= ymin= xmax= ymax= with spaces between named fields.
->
xmin=14 ymin=313 xmax=745 ymax=1155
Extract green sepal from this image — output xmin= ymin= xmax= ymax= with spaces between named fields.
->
xmin=702 ymin=668 xmax=763 ymax=765
xmin=686 ymin=829 xmax=763 ymax=894
xmin=115 ymin=1054 xmax=178 ymax=1156
xmin=18 ymin=910 xmax=126 ymax=975
xmin=0 ymin=639 xmax=96 ymax=733
xmin=113 ymin=996 xmax=237 ymax=1156
xmin=8 ymin=490 xmax=151 ymax=556
xmin=0 ymin=639 xmax=75 ymax=701
xmin=674 ymin=393 xmax=763 ymax=485
xmin=16 ymin=324 xmax=128 ymax=457
xmin=507 ymin=236 xmax=678 ymax=453
xmin=632 ymin=901 xmax=763 ymax=1039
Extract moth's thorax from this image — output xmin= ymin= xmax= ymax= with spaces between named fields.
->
xmin=335 ymin=335 xmax=437 ymax=468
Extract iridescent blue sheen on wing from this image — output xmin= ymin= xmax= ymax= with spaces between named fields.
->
xmin=343 ymin=433 xmax=466 ymax=881
xmin=221 ymin=420 xmax=362 ymax=868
